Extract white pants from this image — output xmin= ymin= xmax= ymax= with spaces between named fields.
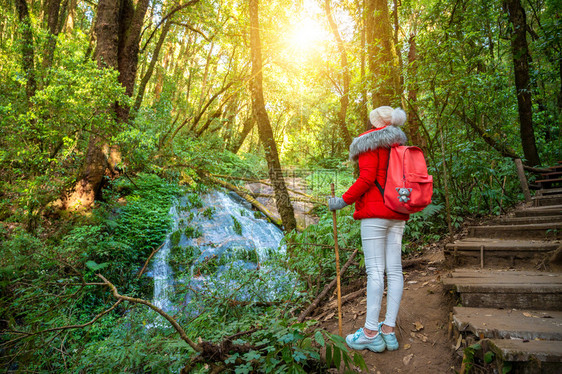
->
xmin=361 ymin=218 xmax=405 ymax=331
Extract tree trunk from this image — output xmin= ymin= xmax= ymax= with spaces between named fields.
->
xmin=42 ymin=0 xmax=68 ymax=70
xmin=504 ymin=0 xmax=541 ymax=166
xmin=324 ymin=0 xmax=352 ymax=149
xmin=406 ymin=33 xmax=426 ymax=149
xmin=359 ymin=0 xmax=370 ymax=131
xmin=249 ymin=0 xmax=297 ymax=232
xmin=66 ymin=0 xmax=150 ymax=210
xmin=365 ymin=0 xmax=399 ymax=108
xmin=132 ymin=20 xmax=171 ymax=115
xmin=16 ymin=0 xmax=37 ymax=101
xmin=229 ymin=116 xmax=255 ymax=154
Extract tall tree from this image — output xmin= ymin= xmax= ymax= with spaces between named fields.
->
xmin=365 ymin=0 xmax=400 ymax=108
xmin=503 ymin=0 xmax=541 ymax=166
xmin=249 ymin=0 xmax=297 ymax=232
xmin=64 ymin=0 xmax=150 ymax=209
xmin=15 ymin=0 xmax=36 ymax=101
xmin=324 ymin=0 xmax=352 ymax=149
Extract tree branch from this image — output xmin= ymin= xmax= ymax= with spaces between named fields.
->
xmin=97 ymin=274 xmax=202 ymax=352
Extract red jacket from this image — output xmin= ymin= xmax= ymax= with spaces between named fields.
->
xmin=342 ymin=126 xmax=409 ymax=221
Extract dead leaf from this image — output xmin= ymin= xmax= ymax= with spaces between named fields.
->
xmin=422 ymin=281 xmax=429 ymax=286
xmin=404 ymin=344 xmax=411 ymax=350
xmin=403 ymin=353 xmax=414 ymax=365
xmin=455 ymin=334 xmax=462 ymax=350
xmin=407 ymin=280 xmax=418 ymax=284
xmin=523 ymin=312 xmax=532 ymax=317
xmin=413 ymin=321 xmax=424 ymax=331
xmin=323 ymin=312 xmax=335 ymax=321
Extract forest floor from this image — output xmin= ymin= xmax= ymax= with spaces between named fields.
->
xmin=319 ymin=245 xmax=458 ymax=373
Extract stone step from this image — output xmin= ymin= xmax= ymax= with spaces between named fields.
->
xmin=514 ymin=205 xmax=562 ymax=217
xmin=492 ymin=215 xmax=562 ymax=225
xmin=453 ymin=306 xmax=562 ymax=341
xmin=487 ymin=339 xmax=562 ymax=370
xmin=533 ymin=194 xmax=562 ymax=207
xmin=468 ymin=222 xmax=562 ymax=239
xmin=443 ymin=269 xmax=562 ymax=310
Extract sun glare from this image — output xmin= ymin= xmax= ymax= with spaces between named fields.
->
xmin=288 ymin=17 xmax=329 ymax=52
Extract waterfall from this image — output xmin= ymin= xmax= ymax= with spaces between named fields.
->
xmin=151 ymin=205 xmax=178 ymax=312
xmin=150 ymin=190 xmax=286 ymax=311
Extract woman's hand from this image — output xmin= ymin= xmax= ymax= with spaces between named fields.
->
xmin=328 ymin=197 xmax=348 ymax=211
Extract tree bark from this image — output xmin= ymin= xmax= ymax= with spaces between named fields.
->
xmin=132 ymin=20 xmax=171 ymax=115
xmin=359 ymin=0 xmax=370 ymax=131
xmin=42 ymin=0 xmax=68 ymax=70
xmin=406 ymin=33 xmax=426 ymax=149
xmin=249 ymin=0 xmax=297 ymax=232
xmin=365 ymin=0 xmax=399 ymax=108
xmin=16 ymin=0 xmax=37 ymax=101
xmin=324 ymin=0 xmax=352 ymax=149
xmin=229 ymin=116 xmax=255 ymax=154
xmin=504 ymin=0 xmax=541 ymax=166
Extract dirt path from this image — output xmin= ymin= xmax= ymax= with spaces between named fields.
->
xmin=319 ymin=248 xmax=457 ymax=373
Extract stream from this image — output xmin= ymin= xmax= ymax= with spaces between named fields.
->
xmin=150 ymin=190 xmax=288 ymax=312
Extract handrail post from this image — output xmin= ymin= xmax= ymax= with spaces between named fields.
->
xmin=514 ymin=158 xmax=531 ymax=203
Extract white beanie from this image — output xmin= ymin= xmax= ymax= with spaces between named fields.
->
xmin=369 ymin=106 xmax=407 ymax=128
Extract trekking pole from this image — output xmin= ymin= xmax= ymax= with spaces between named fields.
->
xmin=331 ymin=183 xmax=343 ymax=336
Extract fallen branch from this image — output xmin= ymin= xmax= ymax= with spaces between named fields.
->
xmin=297 ymin=249 xmax=359 ymax=322
xmin=211 ymin=173 xmax=317 ymax=200
xmin=249 ymin=192 xmax=323 ymax=204
xmin=208 ymin=173 xmax=280 ymax=223
xmin=402 ymin=257 xmax=429 ymax=269
xmin=137 ymin=242 xmax=166 ymax=279
xmin=1 ymin=300 xmax=122 ymax=348
xmin=314 ymin=287 xmax=366 ymax=320
xmin=206 ymin=174 xmax=288 ymax=228
xmin=97 ymin=274 xmax=202 ymax=353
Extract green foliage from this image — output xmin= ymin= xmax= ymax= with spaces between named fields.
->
xmin=232 ymin=215 xmax=243 ymax=235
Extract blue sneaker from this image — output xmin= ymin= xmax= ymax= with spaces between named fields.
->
xmin=345 ymin=328 xmax=386 ymax=352
xmin=379 ymin=323 xmax=399 ymax=350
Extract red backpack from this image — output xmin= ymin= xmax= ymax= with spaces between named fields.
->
xmin=375 ymin=146 xmax=433 ymax=214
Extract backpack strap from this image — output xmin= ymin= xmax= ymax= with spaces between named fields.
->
xmin=375 ymin=180 xmax=384 ymax=196
xmin=375 ymin=147 xmax=392 ymax=198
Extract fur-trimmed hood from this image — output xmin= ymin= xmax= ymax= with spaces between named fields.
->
xmin=348 ymin=125 xmax=407 ymax=160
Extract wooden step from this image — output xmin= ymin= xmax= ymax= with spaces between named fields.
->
xmin=536 ymin=178 xmax=562 ymax=189
xmin=453 ymin=307 xmax=562 ymax=340
xmin=443 ymin=269 xmax=562 ymax=310
xmin=533 ymin=194 xmax=562 ymax=207
xmin=514 ymin=205 xmax=562 ymax=217
xmin=493 ymin=215 xmax=562 ymax=225
xmin=537 ymin=188 xmax=562 ymax=196
xmin=468 ymin=222 xmax=562 ymax=239
xmin=445 ymin=239 xmax=559 ymax=262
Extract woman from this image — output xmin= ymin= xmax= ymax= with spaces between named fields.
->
xmin=329 ymin=106 xmax=409 ymax=353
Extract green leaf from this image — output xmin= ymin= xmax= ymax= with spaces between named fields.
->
xmin=300 ymin=337 xmax=312 ymax=350
xmin=469 ymin=343 xmax=482 ymax=351
xmin=484 ymin=351 xmax=494 ymax=364
xmin=502 ymin=362 xmax=512 ymax=374
xmin=85 ymin=260 xmax=109 ymax=271
xmin=353 ymin=352 xmax=368 ymax=370
xmin=332 ymin=346 xmax=341 ymax=369
xmin=325 ymin=344 xmax=332 ymax=367
xmin=314 ymin=331 xmax=325 ymax=347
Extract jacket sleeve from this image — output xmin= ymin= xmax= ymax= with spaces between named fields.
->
xmin=342 ymin=152 xmax=378 ymax=204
